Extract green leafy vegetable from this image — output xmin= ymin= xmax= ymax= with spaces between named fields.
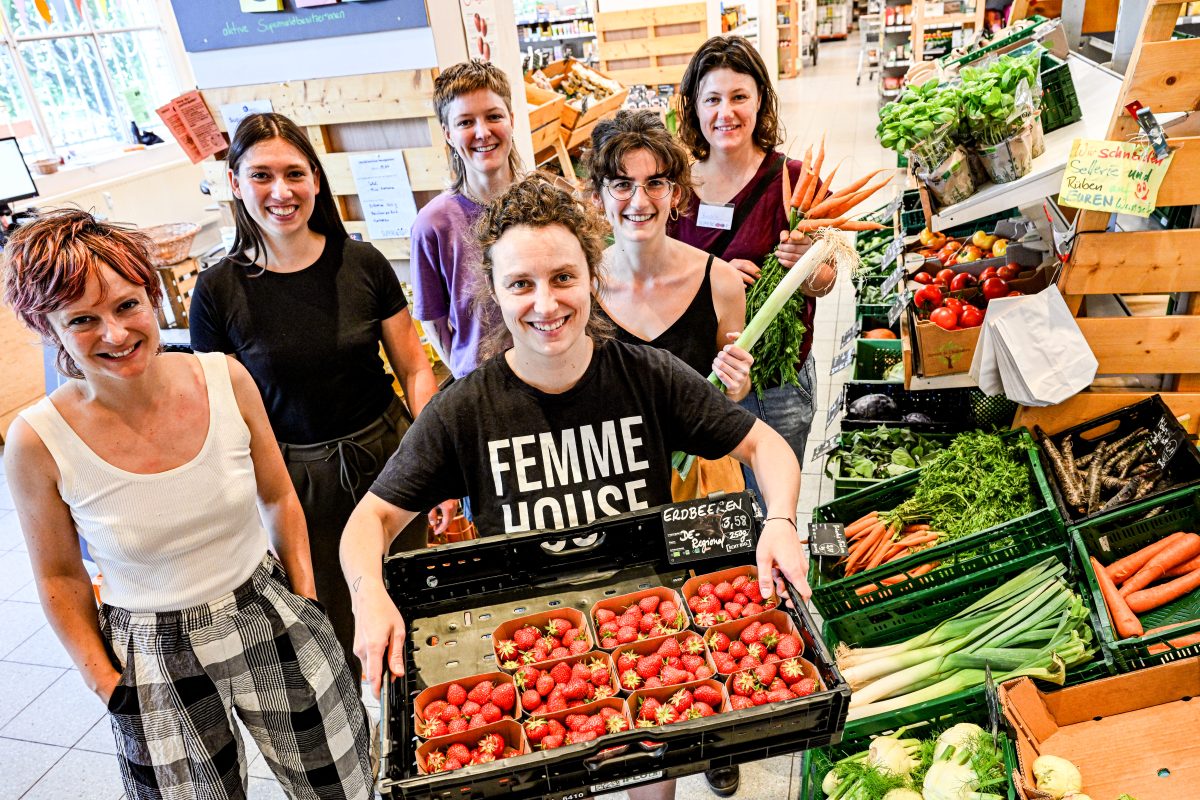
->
xmin=825 ymin=426 xmax=946 ymax=481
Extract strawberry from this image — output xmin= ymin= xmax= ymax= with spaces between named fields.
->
xmin=541 ymin=734 xmax=564 ymax=750
xmin=546 ymin=694 xmax=568 ymax=713
xmin=657 ymin=637 xmax=682 ymax=659
xmin=536 ymin=673 xmax=555 ymax=696
xmin=617 ymin=651 xmax=638 ymax=672
xmin=514 ymin=665 xmax=539 ymax=691
xmin=568 ymin=640 xmax=589 ymax=655
xmin=620 ymin=670 xmax=643 ymax=690
xmin=607 ymin=715 xmax=631 ymax=733
xmin=524 ymin=716 xmax=550 ymax=743
xmin=588 ymin=660 xmax=611 ymax=686
xmin=755 ymin=663 xmax=778 ymax=685
xmin=763 ymin=596 xmax=779 ymax=610
xmin=687 ymin=594 xmax=703 ymax=611
xmin=739 ymin=622 xmax=762 ymax=645
xmin=660 ymin=600 xmax=679 ymax=620
xmin=694 ymin=685 xmax=723 ymax=707
xmin=478 ymin=733 xmax=504 ymax=755
xmin=563 ymin=677 xmax=589 ymax=701
xmin=438 ymin=704 xmax=461 ymax=722
xmin=723 ymin=602 xmax=744 ymax=619
xmin=447 ymin=718 xmax=469 ymax=734
xmin=747 ymin=642 xmax=767 ymax=662
xmin=521 ymin=689 xmax=541 ymax=711
xmin=546 ymin=618 xmax=574 ymax=638
xmin=695 ymin=665 xmax=714 ymax=679
xmin=480 ymin=703 xmax=502 ymax=723
xmin=681 ymin=654 xmax=705 ymax=672
xmin=738 ymin=655 xmax=762 ymax=671
xmin=565 ymin=714 xmax=587 ymax=732
xmin=730 ymin=694 xmax=753 ymax=710
xmin=693 ymin=612 xmax=718 ymax=628
xmin=425 ymin=750 xmax=447 ymax=773
xmin=636 ymin=655 xmax=661 ymax=680
xmin=743 ymin=602 xmax=764 ymax=617
xmin=713 ymin=653 xmax=737 ymax=673
xmin=446 ymin=683 xmax=468 ymax=707
xmin=490 ymin=683 xmax=516 ymax=712
xmin=714 ymin=582 xmax=735 ymax=602
xmin=732 ymin=672 xmax=760 ymax=697
xmin=421 ymin=718 xmax=449 ymax=738
xmin=592 ymin=685 xmax=615 ymax=700
xmin=644 ymin=676 xmax=663 ymax=689
xmin=468 ymin=680 xmax=494 ymax=705
xmin=750 ymin=689 xmax=769 ymax=706
xmin=467 ymin=715 xmax=488 ymax=730
xmin=768 ymin=678 xmax=788 ymax=693
xmin=791 ymin=678 xmax=817 ymax=697
xmin=460 ymin=700 xmax=482 ymax=718
xmin=668 ymin=688 xmax=693 ymax=711
xmin=661 ymin=666 xmax=690 ymax=686
xmin=775 ymin=634 xmax=802 ymax=659
xmin=581 ymin=715 xmax=607 ymax=736
xmin=596 ymin=608 xmax=617 ymax=624
xmin=571 ymin=662 xmax=591 ymax=682
xmin=732 ymin=574 xmax=750 ymax=590
xmin=780 ymin=658 xmax=807 ymax=685
xmin=617 ymin=626 xmax=638 ymax=644
xmin=638 ymin=612 xmax=661 ymax=634
xmin=695 ymin=595 xmax=721 ymax=615
xmin=638 ymin=595 xmax=660 ymax=614
xmin=638 ymin=698 xmax=662 ymax=721
xmin=513 ymin=626 xmax=540 ymax=651
xmin=550 ymin=661 xmax=572 ymax=685
xmin=654 ymin=705 xmax=679 ymax=726
xmin=706 ymin=631 xmax=731 ymax=652
xmin=447 ymin=743 xmax=472 ymax=764
xmin=728 ymin=640 xmax=749 ymax=660
xmin=767 ymin=689 xmax=793 ymax=703
xmin=424 ymin=700 xmax=448 ymax=719
xmin=691 ymin=702 xmax=716 ymax=718
xmin=698 ymin=582 xmax=716 ymax=597
xmin=617 ymin=611 xmax=640 ymax=629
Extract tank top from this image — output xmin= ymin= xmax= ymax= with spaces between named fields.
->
xmin=19 ymin=352 xmax=269 ymax=612
xmin=600 ymin=254 xmax=720 ymax=376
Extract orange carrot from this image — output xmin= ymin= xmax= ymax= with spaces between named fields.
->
xmin=1144 ymin=621 xmax=1200 ymax=654
xmin=811 ymin=157 xmax=845 ymax=207
xmin=845 ymin=521 xmax=886 ymax=574
xmin=1107 ymin=531 xmax=1188 ymax=585
xmin=845 ymin=512 xmax=880 ymax=539
xmin=901 ymin=523 xmax=931 ymax=533
xmin=821 ymin=168 xmax=889 ymax=202
xmin=781 ymin=160 xmax=792 ymax=216
xmin=1091 ymin=556 xmax=1144 ymax=639
xmin=800 ymin=135 xmax=826 ymax=211
xmin=865 ymin=524 xmax=898 ymax=571
xmin=1119 ymin=533 xmax=1200 ymax=597
xmin=817 ymin=176 xmax=894 ymax=219
xmin=789 ymin=167 xmax=812 ymax=210
xmin=1127 ymin=566 xmax=1200 ymax=614
xmin=795 ymin=216 xmax=849 ymax=232
xmin=839 ymin=221 xmax=889 ymax=232
xmin=892 ymin=531 xmax=939 ymax=549
xmin=854 ymin=562 xmax=938 ymax=595
xmin=1165 ymin=554 xmax=1200 ymax=577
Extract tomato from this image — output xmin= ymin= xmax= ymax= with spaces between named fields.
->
xmin=930 ymin=307 xmax=959 ymax=330
xmin=980 ymin=266 xmax=999 ymax=281
xmin=958 ymin=305 xmax=985 ymax=327
xmin=950 ymin=272 xmax=977 ymax=292
xmin=944 ymin=254 xmax=959 ymax=267
xmin=942 ymin=239 xmax=963 ymax=254
xmin=911 ymin=271 xmax=933 ymax=285
xmin=1007 ymin=290 xmax=1024 ymax=297
xmin=958 ymin=245 xmax=983 ymax=263
xmin=935 ymin=268 xmax=956 ymax=285
xmin=943 ymin=297 xmax=965 ymax=318
xmin=998 ymin=264 xmax=1022 ymax=281
xmin=914 ymin=284 xmax=944 ymax=311
xmin=981 ymin=277 xmax=1010 ymax=300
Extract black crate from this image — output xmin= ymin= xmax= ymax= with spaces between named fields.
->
xmin=1034 ymin=395 xmax=1200 ymax=525
xmin=839 ymin=381 xmax=1017 ymax=434
xmin=377 ymin=502 xmax=850 ymax=799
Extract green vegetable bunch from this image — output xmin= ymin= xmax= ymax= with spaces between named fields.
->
xmin=876 ymin=78 xmax=957 ymax=157
xmin=744 ymin=249 xmax=807 ymax=395
xmin=826 ymin=426 xmax=946 ymax=481
xmin=959 ymin=49 xmax=1041 ymax=145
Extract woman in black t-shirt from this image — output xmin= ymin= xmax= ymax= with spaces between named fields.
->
xmin=189 ymin=112 xmax=452 ymax=678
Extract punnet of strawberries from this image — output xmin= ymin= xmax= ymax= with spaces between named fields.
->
xmin=594 ymin=593 xmax=686 ymax=647
xmin=422 ymin=731 xmax=521 ymax=773
xmin=614 ymin=631 xmax=715 ymax=691
xmin=632 ymin=684 xmax=726 ymax=727
xmin=524 ymin=706 xmax=631 ymax=750
xmin=727 ymin=658 xmax=818 ymax=709
xmin=495 ymin=616 xmax=591 ymax=669
xmin=513 ymin=656 xmax=616 ymax=714
xmin=687 ymin=572 xmax=778 ymax=628
xmin=418 ymin=679 xmax=518 ymax=738
xmin=705 ymin=619 xmax=803 ymax=675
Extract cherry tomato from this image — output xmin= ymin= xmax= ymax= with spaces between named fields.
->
xmin=935 ymin=268 xmax=956 ymax=285
xmin=950 ymin=272 xmax=978 ymax=292
xmin=981 ymin=277 xmax=1010 ymax=300
xmin=930 ymin=307 xmax=959 ymax=330
xmin=958 ymin=305 xmax=985 ymax=327
xmin=998 ymin=264 xmax=1022 ymax=281
xmin=980 ymin=266 xmax=999 ymax=281
xmin=914 ymin=284 xmax=944 ymax=311
xmin=911 ymin=271 xmax=933 ymax=285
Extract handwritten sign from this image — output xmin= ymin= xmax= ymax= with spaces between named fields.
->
xmin=881 ymin=238 xmax=903 ymax=272
xmin=808 ymin=522 xmax=847 ymax=558
xmin=827 ymin=385 xmax=846 ymax=426
xmin=812 ymin=433 xmax=840 ymax=461
xmin=662 ymin=494 xmax=757 ymax=565
xmin=218 ymin=99 xmax=273 ymax=136
xmin=155 ymin=91 xmax=227 ymax=163
xmin=1058 ymin=139 xmax=1175 ymax=218
xmin=887 ymin=291 xmax=909 ymax=327
xmin=880 ymin=262 xmax=906 ymax=296
xmin=348 ymin=151 xmax=419 ymax=240
xmin=830 ymin=348 xmax=854 ymax=376
xmin=1148 ymin=414 xmax=1187 ymax=470
xmin=840 ymin=320 xmax=862 ymax=349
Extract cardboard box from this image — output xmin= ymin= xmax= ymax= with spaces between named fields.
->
xmin=414 ymin=671 xmax=520 ymax=738
xmin=416 ymin=719 xmax=528 ymax=774
xmin=913 ymin=317 xmax=981 ymax=376
xmin=534 ymin=60 xmax=628 ymax=149
xmin=1001 ymin=658 xmax=1200 ymax=800
xmin=491 ymin=608 xmax=590 ymax=670
xmin=591 ymin=587 xmax=685 ymax=650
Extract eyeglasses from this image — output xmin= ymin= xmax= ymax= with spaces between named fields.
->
xmin=604 ymin=178 xmax=675 ymax=201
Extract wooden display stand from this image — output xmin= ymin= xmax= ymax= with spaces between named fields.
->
xmin=532 ymin=59 xmax=629 ymax=151
xmin=526 ymin=83 xmax=573 ymax=175
xmin=1014 ymin=0 xmax=1200 ymax=434
xmin=594 ymin=2 xmax=708 ymax=87
xmin=779 ymin=0 xmax=801 ymax=77
xmin=0 ymin=303 xmax=43 ymax=442
xmin=910 ymin=3 xmax=986 ymax=61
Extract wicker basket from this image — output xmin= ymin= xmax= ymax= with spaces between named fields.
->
xmin=142 ymin=222 xmax=200 ymax=266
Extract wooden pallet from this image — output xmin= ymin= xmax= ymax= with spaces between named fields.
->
xmin=1014 ymin=0 xmax=1200 ymax=435
xmin=594 ymin=2 xmax=708 ymax=88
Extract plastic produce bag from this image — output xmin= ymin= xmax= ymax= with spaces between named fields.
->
xmin=977 ymin=121 xmax=1035 ymax=183
xmin=917 ymin=145 xmax=976 ymax=205
xmin=970 ymin=285 xmax=1098 ymax=406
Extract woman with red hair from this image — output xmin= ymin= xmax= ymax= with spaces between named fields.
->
xmin=1 ymin=209 xmax=373 ymax=800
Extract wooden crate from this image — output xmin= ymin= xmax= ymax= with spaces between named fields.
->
xmin=525 ymin=83 xmax=565 ymax=154
xmin=1014 ymin=1 xmax=1200 ymax=435
xmin=595 ymin=2 xmax=708 ymax=88
xmin=535 ymin=60 xmax=629 ymax=150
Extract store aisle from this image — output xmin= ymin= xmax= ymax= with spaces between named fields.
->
xmin=0 ymin=37 xmax=887 ymax=800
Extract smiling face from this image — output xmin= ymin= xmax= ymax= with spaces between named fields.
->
xmin=489 ymin=223 xmax=593 ymax=367
xmin=442 ymin=88 xmax=514 ymax=184
xmin=230 ymin=137 xmax=319 ymax=242
xmin=48 ymin=262 xmax=158 ymax=381
xmin=596 ymin=148 xmax=680 ymax=246
xmin=696 ymin=67 xmax=762 ymax=157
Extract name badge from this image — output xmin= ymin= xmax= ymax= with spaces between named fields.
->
xmin=696 ymin=202 xmax=735 ymax=230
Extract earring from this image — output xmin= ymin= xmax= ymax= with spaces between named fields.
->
xmin=670 ymin=205 xmax=680 ymax=221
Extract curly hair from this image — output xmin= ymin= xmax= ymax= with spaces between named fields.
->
xmin=433 ymin=60 xmax=524 ymax=194
xmin=1 ymin=208 xmax=162 ymax=379
xmin=473 ymin=173 xmax=612 ymax=361
xmin=583 ymin=109 xmax=694 ymax=213
xmin=677 ymin=35 xmax=785 ymax=161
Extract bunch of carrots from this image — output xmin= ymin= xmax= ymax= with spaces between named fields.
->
xmin=1093 ymin=531 xmax=1200 ymax=655
xmin=783 ymin=135 xmax=896 ymax=233
xmin=841 ymin=511 xmax=943 ymax=595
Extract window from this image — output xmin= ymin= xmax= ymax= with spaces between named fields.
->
xmin=0 ymin=0 xmax=181 ymax=161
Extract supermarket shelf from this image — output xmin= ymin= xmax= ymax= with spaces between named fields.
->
xmin=520 ymin=32 xmax=596 ymax=43
xmin=885 ymin=24 xmax=911 ymax=32
xmin=907 ymin=370 xmax=980 ymax=390
xmin=516 ymin=14 xmax=593 ymax=26
xmin=931 ymin=53 xmax=1124 ymax=230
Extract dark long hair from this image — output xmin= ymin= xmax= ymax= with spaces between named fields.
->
xmin=225 ymin=112 xmax=347 ymax=268
xmin=677 ymin=35 xmax=785 ymax=161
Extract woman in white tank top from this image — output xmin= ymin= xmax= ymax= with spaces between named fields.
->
xmin=1 ymin=210 xmax=373 ymax=800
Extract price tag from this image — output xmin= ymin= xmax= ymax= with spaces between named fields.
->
xmin=881 ymin=238 xmax=903 ymax=272
xmin=880 ymin=262 xmax=906 ymax=296
xmin=984 ymin=664 xmax=1001 ymax=744
xmin=840 ymin=320 xmax=862 ymax=349
xmin=884 ymin=193 xmax=902 ymax=219
xmin=827 ymin=386 xmax=845 ymax=426
xmin=662 ymin=492 xmax=757 ymax=565
xmin=812 ymin=433 xmax=840 ymax=461
xmin=808 ymin=522 xmax=848 ymax=558
xmin=830 ymin=348 xmax=854 ymax=376
xmin=887 ymin=291 xmax=910 ymax=327
xmin=1149 ymin=414 xmax=1187 ymax=470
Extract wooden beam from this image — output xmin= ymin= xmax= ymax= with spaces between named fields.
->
xmin=1063 ymin=229 xmax=1200 ymax=294
xmin=595 ymin=3 xmax=706 ymax=28
xmin=598 ymin=64 xmax=689 ymax=87
xmin=342 ymin=224 xmax=410 ymax=260
xmin=1015 ymin=391 xmax=1200 ymax=435
xmin=209 ymin=147 xmax=449 ymax=197
xmin=597 ymin=31 xmax=707 ymax=61
xmin=1126 ymin=39 xmax=1200 ymax=117
xmin=1154 ymin=136 xmax=1200 ymax=207
xmin=1076 ymin=316 xmax=1200 ymax=374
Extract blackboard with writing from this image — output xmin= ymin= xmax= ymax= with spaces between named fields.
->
xmin=662 ymin=494 xmax=757 ymax=565
xmin=169 ymin=0 xmax=427 ymax=53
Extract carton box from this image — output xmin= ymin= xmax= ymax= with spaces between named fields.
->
xmin=591 ymin=587 xmax=686 ymax=650
xmin=913 ymin=317 xmax=981 ymax=376
xmin=1000 ymin=658 xmax=1200 ymax=799
xmin=413 ymin=671 xmax=519 ymax=738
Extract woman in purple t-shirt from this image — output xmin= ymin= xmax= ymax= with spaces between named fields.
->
xmin=409 ymin=61 xmax=523 ymax=382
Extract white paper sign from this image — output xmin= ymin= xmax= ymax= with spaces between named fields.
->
xmin=219 ymin=99 xmax=274 ymax=136
xmin=348 ymin=151 xmax=419 ymax=240
xmin=696 ymin=202 xmax=735 ymax=230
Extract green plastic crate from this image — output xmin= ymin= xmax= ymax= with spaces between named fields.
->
xmin=809 ymin=429 xmax=1066 ymax=620
xmin=938 ymin=15 xmax=1049 ymax=68
xmin=1073 ymin=485 xmax=1200 ymax=672
xmin=900 ymin=188 xmax=1023 ymax=236
xmin=851 ymin=338 xmax=902 ymax=382
xmin=1039 ymin=51 xmax=1081 ymax=133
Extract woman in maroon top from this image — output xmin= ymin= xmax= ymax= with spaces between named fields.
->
xmin=671 ymin=36 xmax=837 ymax=497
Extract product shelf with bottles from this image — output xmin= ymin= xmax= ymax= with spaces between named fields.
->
xmin=817 ymin=0 xmax=850 ymax=40
xmin=779 ymin=0 xmax=800 ymax=77
xmin=515 ymin=1 xmax=598 ymax=57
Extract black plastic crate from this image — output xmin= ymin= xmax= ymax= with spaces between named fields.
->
xmin=838 ymin=381 xmax=1017 ymax=434
xmin=1034 ymin=395 xmax=1200 ymax=525
xmin=377 ymin=502 xmax=850 ymax=799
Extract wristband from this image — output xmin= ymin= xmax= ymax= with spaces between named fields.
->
xmin=764 ymin=517 xmax=797 ymax=529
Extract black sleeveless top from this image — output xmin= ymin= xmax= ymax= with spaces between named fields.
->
xmin=598 ymin=254 xmax=720 ymax=377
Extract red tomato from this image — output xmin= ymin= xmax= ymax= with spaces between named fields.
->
xmin=914 ymin=284 xmax=944 ymax=311
xmin=958 ymin=305 xmax=985 ymax=327
xmin=949 ymin=272 xmax=977 ymax=292
xmin=930 ymin=307 xmax=959 ymax=330
xmin=944 ymin=255 xmax=959 ymax=267
xmin=980 ymin=266 xmax=999 ymax=281
xmin=935 ymin=268 xmax=956 ymax=285
xmin=1007 ymin=290 xmax=1024 ymax=297
xmin=943 ymin=297 xmax=965 ymax=317
xmin=981 ymin=277 xmax=1010 ymax=300
xmin=997 ymin=264 xmax=1021 ymax=281
xmin=911 ymin=271 xmax=933 ymax=285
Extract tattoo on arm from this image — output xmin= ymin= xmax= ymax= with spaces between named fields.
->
xmin=352 ymin=576 xmax=362 ymax=593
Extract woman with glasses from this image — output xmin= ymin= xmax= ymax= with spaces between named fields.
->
xmin=585 ymin=110 xmax=753 ymax=498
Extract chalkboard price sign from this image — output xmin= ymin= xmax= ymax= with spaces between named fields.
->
xmin=808 ymin=522 xmax=847 ymax=558
xmin=840 ymin=320 xmax=862 ymax=349
xmin=663 ymin=493 xmax=757 ymax=565
xmin=1149 ymin=414 xmax=1186 ymax=470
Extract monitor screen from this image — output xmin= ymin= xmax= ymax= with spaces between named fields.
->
xmin=0 ymin=137 xmax=37 ymax=205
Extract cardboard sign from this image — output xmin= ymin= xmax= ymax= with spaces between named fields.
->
xmin=155 ymin=91 xmax=227 ymax=163
xmin=1058 ymin=139 xmax=1175 ymax=218
xmin=348 ymin=151 xmax=419 ymax=240
xmin=830 ymin=348 xmax=854 ymax=376
xmin=662 ymin=494 xmax=757 ymax=565
xmin=808 ymin=522 xmax=848 ymax=558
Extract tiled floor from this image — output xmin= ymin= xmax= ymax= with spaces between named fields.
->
xmin=0 ymin=36 xmax=887 ymax=800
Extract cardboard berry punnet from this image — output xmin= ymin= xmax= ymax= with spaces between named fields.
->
xmin=512 ymin=651 xmax=620 ymax=715
xmin=703 ymin=610 xmax=805 ymax=675
xmin=682 ymin=565 xmax=779 ymax=629
xmin=521 ymin=697 xmax=633 ymax=751
xmin=611 ymin=630 xmax=718 ymax=692
xmin=416 ymin=719 xmax=528 ymax=775
xmin=626 ymin=678 xmax=731 ymax=728
xmin=590 ymin=587 xmax=687 ymax=650
xmin=413 ymin=671 xmax=520 ymax=739
xmin=725 ymin=656 xmax=823 ymax=710
xmin=491 ymin=608 xmax=592 ymax=671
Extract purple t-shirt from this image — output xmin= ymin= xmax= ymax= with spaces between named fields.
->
xmin=410 ymin=191 xmax=498 ymax=378
xmin=669 ymin=151 xmax=817 ymax=373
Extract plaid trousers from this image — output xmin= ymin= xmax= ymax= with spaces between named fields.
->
xmin=100 ymin=553 xmax=373 ymax=800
